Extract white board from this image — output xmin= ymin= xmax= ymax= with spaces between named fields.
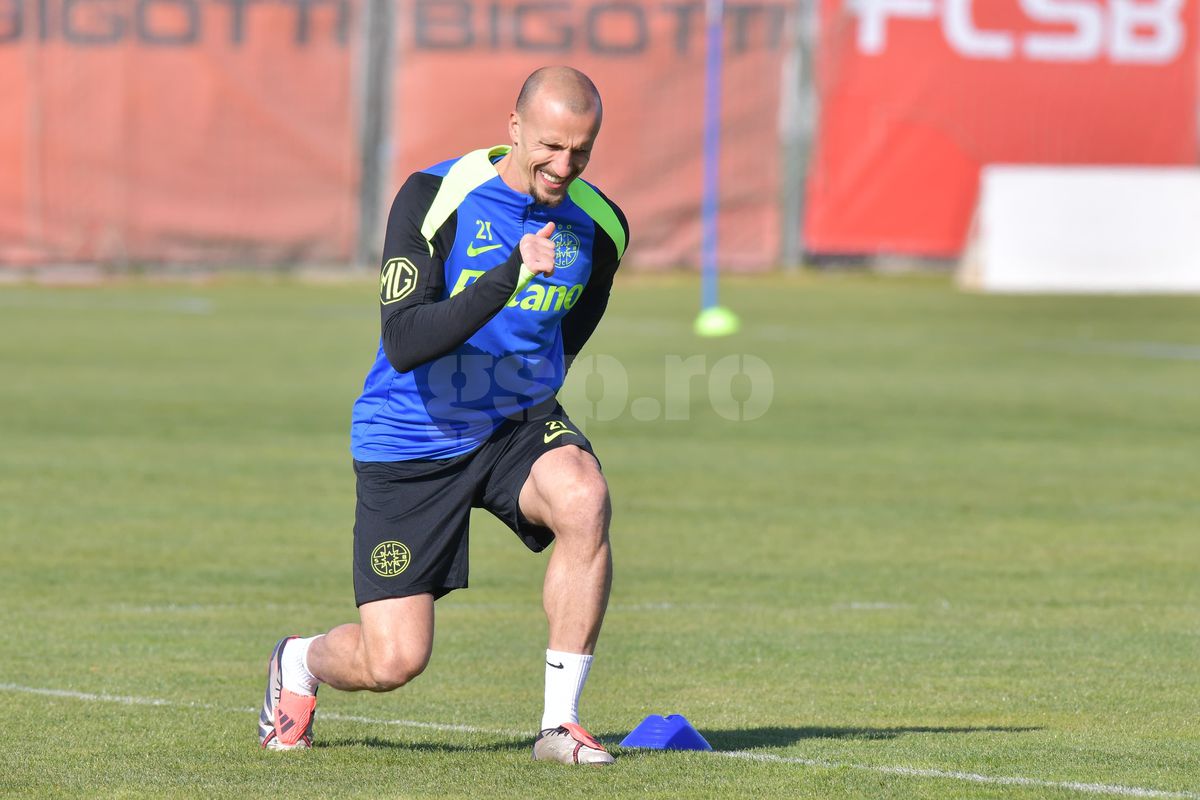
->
xmin=960 ymin=166 xmax=1200 ymax=294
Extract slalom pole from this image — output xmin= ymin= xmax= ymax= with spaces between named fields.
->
xmin=695 ymin=0 xmax=740 ymax=338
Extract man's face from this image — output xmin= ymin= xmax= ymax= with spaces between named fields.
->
xmin=507 ymin=99 xmax=601 ymax=207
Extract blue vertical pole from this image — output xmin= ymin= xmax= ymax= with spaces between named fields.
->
xmin=701 ymin=0 xmax=723 ymax=312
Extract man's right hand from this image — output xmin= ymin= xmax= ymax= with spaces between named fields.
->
xmin=519 ymin=222 xmax=557 ymax=278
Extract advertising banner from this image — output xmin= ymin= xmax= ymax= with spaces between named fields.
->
xmin=0 ymin=0 xmax=794 ymax=270
xmin=388 ymin=0 xmax=791 ymax=270
xmin=805 ymin=0 xmax=1199 ymax=257
xmin=0 ymin=0 xmax=357 ymax=265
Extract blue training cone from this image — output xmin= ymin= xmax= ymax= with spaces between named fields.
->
xmin=620 ymin=714 xmax=712 ymax=750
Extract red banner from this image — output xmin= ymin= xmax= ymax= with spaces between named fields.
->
xmin=0 ymin=0 xmax=793 ymax=271
xmin=389 ymin=1 xmax=789 ymax=271
xmin=0 ymin=1 xmax=356 ymax=266
xmin=805 ymin=0 xmax=1200 ymax=257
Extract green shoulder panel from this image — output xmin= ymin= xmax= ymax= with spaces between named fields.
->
xmin=419 ymin=147 xmax=625 ymax=262
xmin=568 ymin=180 xmax=627 ymax=260
xmin=419 ymin=146 xmax=511 ymax=255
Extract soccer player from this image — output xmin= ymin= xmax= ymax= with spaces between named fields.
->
xmin=258 ymin=66 xmax=628 ymax=766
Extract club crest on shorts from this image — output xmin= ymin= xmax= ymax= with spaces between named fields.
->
xmin=380 ymin=258 xmax=418 ymax=305
xmin=371 ymin=540 xmax=411 ymax=577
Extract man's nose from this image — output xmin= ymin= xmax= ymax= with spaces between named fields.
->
xmin=551 ymin=150 xmax=573 ymax=176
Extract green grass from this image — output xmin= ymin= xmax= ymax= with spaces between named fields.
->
xmin=1 ymin=273 xmax=1197 ymax=799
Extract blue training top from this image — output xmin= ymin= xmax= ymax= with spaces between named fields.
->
xmin=350 ymin=146 xmax=628 ymax=462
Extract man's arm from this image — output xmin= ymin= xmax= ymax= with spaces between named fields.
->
xmin=378 ymin=172 xmax=524 ymax=374
xmin=561 ymin=196 xmax=629 ymax=366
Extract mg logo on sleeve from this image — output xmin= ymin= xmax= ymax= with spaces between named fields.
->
xmin=380 ymin=258 xmax=418 ymax=305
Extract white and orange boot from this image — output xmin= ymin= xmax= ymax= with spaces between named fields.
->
xmin=258 ymin=636 xmax=318 ymax=750
xmin=532 ymin=723 xmax=614 ymax=765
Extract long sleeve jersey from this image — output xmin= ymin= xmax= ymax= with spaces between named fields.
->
xmin=351 ymin=146 xmax=629 ymax=462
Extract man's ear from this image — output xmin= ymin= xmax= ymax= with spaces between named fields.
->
xmin=508 ymin=111 xmax=521 ymax=145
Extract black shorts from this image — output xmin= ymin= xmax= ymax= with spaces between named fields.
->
xmin=352 ymin=405 xmax=597 ymax=605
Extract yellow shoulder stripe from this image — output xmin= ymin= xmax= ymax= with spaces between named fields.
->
xmin=419 ymin=146 xmax=510 ymax=255
xmin=568 ymin=180 xmax=626 ymax=260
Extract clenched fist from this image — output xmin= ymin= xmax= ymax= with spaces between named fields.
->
xmin=519 ymin=221 xmax=557 ymax=278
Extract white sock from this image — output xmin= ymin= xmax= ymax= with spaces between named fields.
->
xmin=282 ymin=635 xmax=322 ymax=696
xmin=541 ymin=649 xmax=593 ymax=731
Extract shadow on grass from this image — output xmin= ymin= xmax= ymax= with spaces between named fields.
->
xmin=318 ymin=725 xmax=1040 ymax=753
xmin=701 ymin=725 xmax=1043 ymax=751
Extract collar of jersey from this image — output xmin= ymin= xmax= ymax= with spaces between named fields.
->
xmin=421 ymin=145 xmax=586 ymax=246
xmin=484 ymin=145 xmax=579 ymax=212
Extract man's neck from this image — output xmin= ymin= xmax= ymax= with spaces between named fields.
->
xmin=493 ymin=152 xmax=529 ymax=197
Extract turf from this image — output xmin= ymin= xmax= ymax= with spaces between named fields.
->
xmin=0 ymin=273 xmax=1197 ymax=799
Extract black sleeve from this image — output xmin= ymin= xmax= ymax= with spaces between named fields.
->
xmin=561 ymin=194 xmax=629 ymax=366
xmin=377 ymin=172 xmax=523 ymax=374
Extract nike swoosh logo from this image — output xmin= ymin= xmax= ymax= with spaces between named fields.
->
xmin=466 ymin=242 xmax=503 ymax=257
xmin=543 ymin=429 xmax=577 ymax=444
xmin=546 ymin=661 xmax=565 ymax=669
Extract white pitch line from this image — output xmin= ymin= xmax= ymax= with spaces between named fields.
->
xmin=318 ymin=710 xmax=523 ymax=736
xmin=0 ymin=683 xmax=521 ymax=737
xmin=2 ymin=683 xmax=1196 ymax=799
xmin=1040 ymin=340 xmax=1200 ymax=362
xmin=0 ymin=295 xmax=215 ymax=314
xmin=1 ymin=684 xmax=183 ymax=707
xmin=717 ymin=752 xmax=1199 ymax=799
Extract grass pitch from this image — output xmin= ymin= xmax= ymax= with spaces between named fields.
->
xmin=1 ymin=273 xmax=1197 ymax=799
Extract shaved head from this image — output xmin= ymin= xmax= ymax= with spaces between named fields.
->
xmin=497 ymin=66 xmax=604 ymax=206
xmin=515 ymin=66 xmax=602 ymax=119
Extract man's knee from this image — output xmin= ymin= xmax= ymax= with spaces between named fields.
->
xmin=357 ymin=594 xmax=435 ymax=692
xmin=549 ymin=461 xmax=611 ymax=542
xmin=364 ymin=646 xmax=429 ymax=692
xmin=562 ymin=471 xmax=609 ymax=518
xmin=524 ymin=446 xmax=611 ymax=539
